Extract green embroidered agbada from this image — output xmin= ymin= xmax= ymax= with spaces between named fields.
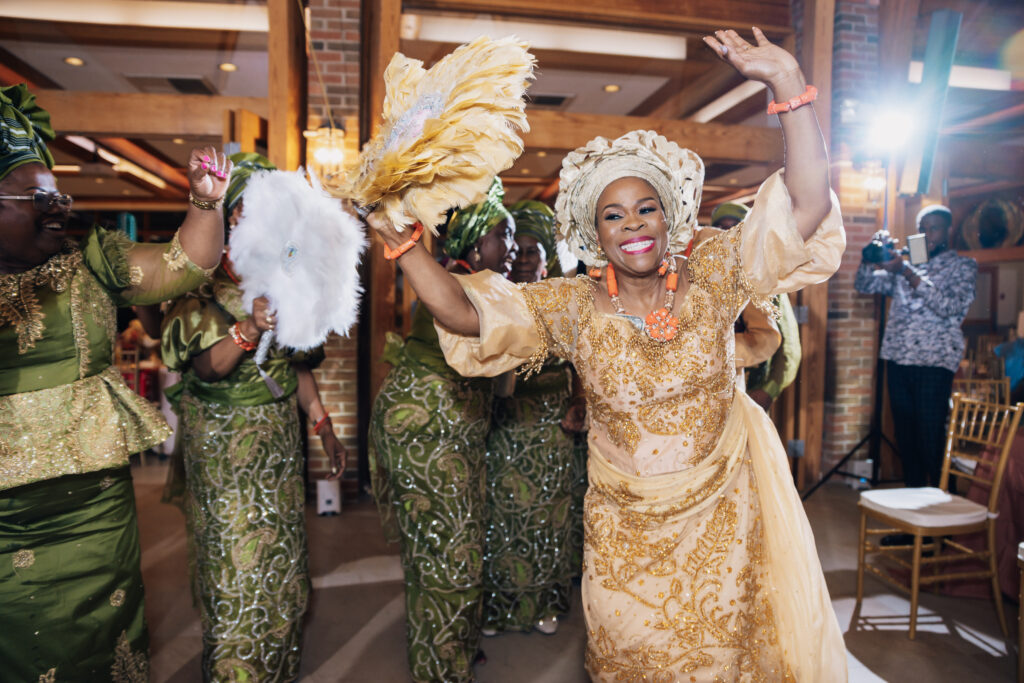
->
xmin=370 ymin=303 xmax=492 ymax=683
xmin=162 ymin=265 xmax=323 ymax=683
xmin=0 ymin=227 xmax=210 ymax=682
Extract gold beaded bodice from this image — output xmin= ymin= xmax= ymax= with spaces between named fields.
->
xmin=521 ymin=228 xmax=766 ymax=476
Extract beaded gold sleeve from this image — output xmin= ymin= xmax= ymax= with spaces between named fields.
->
xmin=518 ymin=277 xmax=588 ymax=377
xmin=118 ymin=230 xmax=216 ymax=306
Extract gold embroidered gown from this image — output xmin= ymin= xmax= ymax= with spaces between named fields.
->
xmin=435 ymin=172 xmax=849 ymax=682
xmin=0 ymin=228 xmax=210 ymax=682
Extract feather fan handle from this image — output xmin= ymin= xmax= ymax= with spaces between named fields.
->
xmin=330 ymin=36 xmax=535 ymax=234
xmin=253 ymin=329 xmax=285 ymax=399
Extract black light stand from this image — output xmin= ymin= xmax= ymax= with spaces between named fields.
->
xmin=802 ymin=152 xmax=901 ymax=501
xmin=802 ymin=295 xmax=899 ymax=500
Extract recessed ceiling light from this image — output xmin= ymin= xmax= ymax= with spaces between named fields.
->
xmin=603 ymin=84 xmax=620 ymax=93
xmin=536 ymin=151 xmax=547 ymax=158
xmin=219 ymin=62 xmax=238 ymax=72
xmin=729 ymin=178 xmax=738 ymax=185
xmin=521 ymin=168 xmax=531 ymax=174
xmin=95 ymin=177 xmax=105 ymax=184
xmin=122 ymin=189 xmax=133 ymax=195
xmin=172 ymin=138 xmax=185 ymax=145
xmin=64 ymin=57 xmax=85 ymax=67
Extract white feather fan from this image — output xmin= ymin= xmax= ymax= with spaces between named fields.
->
xmin=228 ymin=169 xmax=367 ymax=350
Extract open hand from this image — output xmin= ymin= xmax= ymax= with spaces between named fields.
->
xmin=320 ymin=428 xmax=347 ymax=480
xmin=560 ymin=399 xmax=587 ymax=433
xmin=187 ymin=146 xmax=232 ymax=203
xmin=703 ymin=28 xmax=801 ymax=87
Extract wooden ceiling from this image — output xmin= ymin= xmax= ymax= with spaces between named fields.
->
xmin=0 ymin=0 xmax=1020 ymax=221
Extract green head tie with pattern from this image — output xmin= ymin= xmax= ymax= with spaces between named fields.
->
xmin=443 ymin=177 xmax=513 ymax=260
xmin=224 ymin=152 xmax=276 ymax=222
xmin=0 ymin=84 xmax=55 ymax=182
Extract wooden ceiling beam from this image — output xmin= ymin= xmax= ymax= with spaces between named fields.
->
xmin=942 ymin=102 xmax=1024 ymax=135
xmin=73 ymin=198 xmax=188 ymax=212
xmin=94 ymin=138 xmax=190 ymax=192
xmin=0 ymin=19 xmax=263 ymax=51
xmin=646 ymin=63 xmax=745 ymax=120
xmin=941 ymin=138 xmax=1023 ymax=180
xmin=404 ymin=0 xmax=791 ymax=37
xmin=400 ymin=39 xmax=716 ymax=78
xmin=31 ymin=90 xmax=268 ymax=138
xmin=523 ymin=109 xmax=784 ymax=165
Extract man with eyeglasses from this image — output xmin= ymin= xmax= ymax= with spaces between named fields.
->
xmin=0 ymin=83 xmax=231 ymax=680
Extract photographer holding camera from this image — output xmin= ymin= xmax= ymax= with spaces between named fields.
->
xmin=855 ymin=205 xmax=977 ymax=488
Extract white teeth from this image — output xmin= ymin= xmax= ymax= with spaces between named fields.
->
xmin=620 ymin=239 xmax=653 ymax=253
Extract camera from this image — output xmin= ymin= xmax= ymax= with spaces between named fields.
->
xmin=861 ymin=231 xmax=928 ymax=265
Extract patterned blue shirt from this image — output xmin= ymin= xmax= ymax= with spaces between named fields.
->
xmin=854 ymin=250 xmax=977 ymax=372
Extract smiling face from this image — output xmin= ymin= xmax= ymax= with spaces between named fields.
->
xmin=473 ymin=217 xmax=517 ymax=277
xmin=0 ymin=163 xmax=69 ymax=273
xmin=511 ymin=233 xmax=546 ymax=283
xmin=918 ymin=211 xmax=951 ymax=257
xmin=595 ymin=176 xmax=669 ymax=276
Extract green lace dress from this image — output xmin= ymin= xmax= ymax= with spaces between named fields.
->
xmin=369 ymin=303 xmax=492 ymax=683
xmin=483 ymin=360 xmax=586 ymax=632
xmin=0 ymin=228 xmax=210 ymax=682
xmin=162 ymin=266 xmax=323 ymax=683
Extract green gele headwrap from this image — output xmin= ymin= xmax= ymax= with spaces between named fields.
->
xmin=508 ymin=199 xmax=560 ymax=277
xmin=443 ymin=177 xmax=513 ymax=260
xmin=710 ymin=201 xmax=749 ymax=227
xmin=224 ymin=152 xmax=276 ymax=221
xmin=0 ymin=84 xmax=55 ymax=182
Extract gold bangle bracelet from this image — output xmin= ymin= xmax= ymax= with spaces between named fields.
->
xmin=189 ymin=193 xmax=222 ymax=210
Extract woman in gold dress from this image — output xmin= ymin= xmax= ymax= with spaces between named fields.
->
xmin=367 ymin=30 xmax=848 ymax=682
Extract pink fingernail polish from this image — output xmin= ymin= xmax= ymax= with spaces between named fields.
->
xmin=202 ymin=155 xmax=211 ymax=162
xmin=201 ymin=162 xmax=209 ymax=170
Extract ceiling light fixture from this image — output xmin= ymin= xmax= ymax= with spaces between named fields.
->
xmin=63 ymin=56 xmax=85 ymax=67
xmin=521 ymin=168 xmax=531 ymax=174
xmin=536 ymin=151 xmax=547 ymax=158
xmin=172 ymin=138 xmax=185 ymax=145
xmin=603 ymin=84 xmax=621 ymax=93
xmin=218 ymin=62 xmax=238 ymax=73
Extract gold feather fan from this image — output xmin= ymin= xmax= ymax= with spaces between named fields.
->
xmin=331 ymin=36 xmax=535 ymax=233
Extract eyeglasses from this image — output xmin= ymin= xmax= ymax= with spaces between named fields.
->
xmin=0 ymin=191 xmax=73 ymax=212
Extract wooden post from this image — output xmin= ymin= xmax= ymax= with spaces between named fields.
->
xmin=267 ymin=0 xmax=306 ymax=170
xmin=795 ymin=0 xmax=835 ymax=486
xmin=363 ymin=0 xmax=403 ymax=395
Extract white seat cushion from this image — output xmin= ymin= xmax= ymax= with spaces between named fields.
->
xmin=1018 ymin=541 xmax=1024 ymax=563
xmin=860 ymin=486 xmax=991 ymax=528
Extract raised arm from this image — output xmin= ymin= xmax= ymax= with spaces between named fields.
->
xmin=112 ymin=147 xmax=232 ymax=306
xmin=703 ymin=28 xmax=831 ymax=240
xmin=368 ymin=211 xmax=481 ymax=336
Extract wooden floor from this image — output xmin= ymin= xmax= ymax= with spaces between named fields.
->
xmin=132 ymin=462 xmax=1019 ymax=682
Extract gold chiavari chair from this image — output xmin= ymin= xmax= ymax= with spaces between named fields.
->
xmin=856 ymin=393 xmax=1024 ymax=639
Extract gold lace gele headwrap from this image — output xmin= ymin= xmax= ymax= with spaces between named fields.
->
xmin=555 ymin=130 xmax=704 ymax=267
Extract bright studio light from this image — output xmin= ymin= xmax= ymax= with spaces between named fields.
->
xmin=867 ymin=112 xmax=915 ymax=153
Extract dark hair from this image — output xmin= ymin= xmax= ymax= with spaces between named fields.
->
xmin=916 ymin=205 xmax=952 ymax=230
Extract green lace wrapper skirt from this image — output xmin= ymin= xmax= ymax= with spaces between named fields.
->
xmin=0 ymin=466 xmax=149 ymax=682
xmin=483 ymin=365 xmax=587 ymax=632
xmin=178 ymin=392 xmax=308 ymax=683
xmin=370 ymin=359 xmax=492 ymax=683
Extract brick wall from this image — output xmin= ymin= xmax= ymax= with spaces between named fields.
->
xmin=821 ymin=0 xmax=884 ymax=472
xmin=304 ymin=0 xmax=362 ymax=484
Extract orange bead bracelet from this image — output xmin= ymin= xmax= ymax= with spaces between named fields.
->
xmin=766 ymin=84 xmax=818 ymax=116
xmin=383 ymin=223 xmax=425 ymax=260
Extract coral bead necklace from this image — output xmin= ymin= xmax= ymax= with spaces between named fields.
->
xmin=605 ymin=256 xmax=680 ymax=342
